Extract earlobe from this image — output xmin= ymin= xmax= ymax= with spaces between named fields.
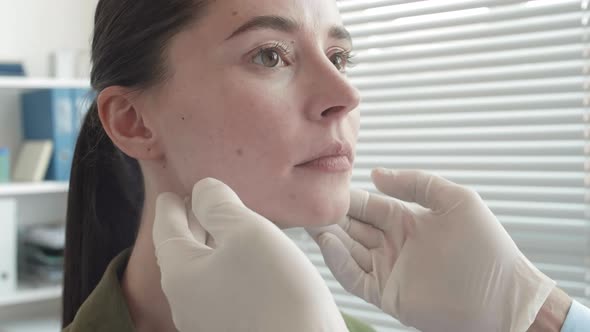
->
xmin=97 ymin=86 xmax=163 ymax=160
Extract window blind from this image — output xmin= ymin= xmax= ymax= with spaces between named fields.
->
xmin=285 ymin=1 xmax=590 ymax=331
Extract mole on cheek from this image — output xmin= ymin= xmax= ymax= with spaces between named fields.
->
xmin=232 ymin=10 xmax=238 ymax=16
xmin=236 ymin=148 xmax=244 ymax=157
xmin=289 ymin=193 xmax=297 ymax=201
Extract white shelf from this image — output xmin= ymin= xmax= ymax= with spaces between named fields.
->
xmin=0 ymin=285 xmax=61 ymax=307
xmin=0 ymin=182 xmax=68 ymax=196
xmin=0 ymin=77 xmax=90 ymax=90
xmin=0 ymin=317 xmax=61 ymax=332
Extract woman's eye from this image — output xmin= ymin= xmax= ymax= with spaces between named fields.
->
xmin=253 ymin=49 xmax=283 ymax=68
xmin=330 ymin=53 xmax=348 ymax=72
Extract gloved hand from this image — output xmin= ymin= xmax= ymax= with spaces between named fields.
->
xmin=307 ymin=168 xmax=556 ymax=332
xmin=152 ymin=178 xmax=349 ymax=332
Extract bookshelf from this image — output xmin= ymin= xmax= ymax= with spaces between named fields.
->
xmin=0 ymin=78 xmax=82 ymax=324
xmin=0 ymin=318 xmax=62 ymax=332
xmin=0 ymin=77 xmax=90 ymax=90
xmin=0 ymin=284 xmax=61 ymax=307
xmin=0 ymin=181 xmax=69 ymax=196
xmin=0 ymin=296 xmax=61 ymax=332
xmin=0 ymin=76 xmax=73 ymax=328
xmin=0 ymin=1 xmax=97 ymax=330
xmin=0 ymin=78 xmax=86 ymax=330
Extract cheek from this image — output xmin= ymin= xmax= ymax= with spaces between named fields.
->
xmin=155 ymin=114 xmax=215 ymax=191
xmin=162 ymin=86 xmax=298 ymax=193
xmin=213 ymin=81 xmax=299 ymax=165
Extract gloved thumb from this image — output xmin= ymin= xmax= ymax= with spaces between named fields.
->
xmin=191 ymin=178 xmax=265 ymax=244
xmin=153 ymin=192 xmax=210 ymax=269
xmin=153 ymin=192 xmax=195 ymax=249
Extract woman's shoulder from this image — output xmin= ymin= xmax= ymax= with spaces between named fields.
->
xmin=62 ymin=249 xmax=135 ymax=332
xmin=342 ymin=312 xmax=376 ymax=332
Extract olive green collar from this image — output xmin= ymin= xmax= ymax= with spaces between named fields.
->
xmin=65 ymin=248 xmax=135 ymax=331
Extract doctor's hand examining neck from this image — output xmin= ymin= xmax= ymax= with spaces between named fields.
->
xmin=308 ymin=168 xmax=571 ymax=332
xmin=152 ymin=178 xmax=349 ymax=332
xmin=152 ymin=171 xmax=578 ymax=332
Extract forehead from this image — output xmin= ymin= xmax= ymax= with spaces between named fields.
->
xmin=207 ymin=0 xmax=343 ymax=32
xmin=164 ymin=0 xmax=345 ymax=76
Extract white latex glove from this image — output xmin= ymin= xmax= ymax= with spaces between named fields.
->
xmin=153 ymin=178 xmax=349 ymax=332
xmin=308 ymin=168 xmax=556 ymax=332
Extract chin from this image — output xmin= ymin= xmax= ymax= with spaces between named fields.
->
xmin=273 ymin=185 xmax=351 ymax=229
xmin=309 ymin=192 xmax=349 ymax=226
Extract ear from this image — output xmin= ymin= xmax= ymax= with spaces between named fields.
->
xmin=97 ymin=86 xmax=163 ymax=160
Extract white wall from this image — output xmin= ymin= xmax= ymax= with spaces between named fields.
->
xmin=0 ymin=0 xmax=98 ymax=76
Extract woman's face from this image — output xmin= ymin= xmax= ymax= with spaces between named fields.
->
xmin=146 ymin=0 xmax=360 ymax=228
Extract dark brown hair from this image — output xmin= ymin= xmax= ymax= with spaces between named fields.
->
xmin=62 ymin=0 xmax=209 ymax=326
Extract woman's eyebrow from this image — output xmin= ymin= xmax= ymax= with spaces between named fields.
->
xmin=329 ymin=26 xmax=352 ymax=45
xmin=225 ymin=15 xmax=352 ymax=45
xmin=226 ymin=15 xmax=298 ymax=40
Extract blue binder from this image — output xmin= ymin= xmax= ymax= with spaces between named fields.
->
xmin=21 ymin=88 xmax=94 ymax=181
xmin=0 ymin=63 xmax=25 ymax=76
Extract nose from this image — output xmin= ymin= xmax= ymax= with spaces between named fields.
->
xmin=303 ymin=56 xmax=361 ymax=122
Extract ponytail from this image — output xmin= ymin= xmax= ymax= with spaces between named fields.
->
xmin=62 ymin=0 xmax=209 ymax=326
xmin=62 ymin=101 xmax=143 ymax=326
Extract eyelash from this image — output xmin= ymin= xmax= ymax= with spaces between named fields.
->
xmin=251 ymin=42 xmax=356 ymax=71
xmin=334 ymin=50 xmax=356 ymax=70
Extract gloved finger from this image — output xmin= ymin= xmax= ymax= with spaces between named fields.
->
xmin=185 ymin=198 xmax=207 ymax=244
xmin=191 ymin=178 xmax=269 ymax=245
xmin=316 ymin=232 xmax=378 ymax=304
xmin=348 ymin=188 xmax=408 ymax=233
xmin=339 ymin=215 xmax=383 ymax=250
xmin=315 ymin=225 xmax=373 ymax=274
xmin=153 ymin=192 xmax=211 ymax=262
xmin=371 ymin=168 xmax=461 ymax=212
xmin=305 ymin=224 xmax=339 ymax=241
xmin=306 ymin=225 xmax=373 ymax=273
xmin=153 ymin=192 xmax=197 ymax=247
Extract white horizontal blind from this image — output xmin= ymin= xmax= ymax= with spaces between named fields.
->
xmin=287 ymin=1 xmax=590 ymax=331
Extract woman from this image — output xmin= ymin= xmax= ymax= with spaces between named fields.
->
xmin=62 ymin=0 xmax=373 ymax=330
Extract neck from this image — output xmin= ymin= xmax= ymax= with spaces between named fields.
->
xmin=121 ymin=165 xmax=185 ymax=332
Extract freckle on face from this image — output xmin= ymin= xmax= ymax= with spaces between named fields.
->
xmin=236 ymin=148 xmax=244 ymax=156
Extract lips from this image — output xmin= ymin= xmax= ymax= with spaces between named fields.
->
xmin=295 ymin=141 xmax=354 ymax=171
